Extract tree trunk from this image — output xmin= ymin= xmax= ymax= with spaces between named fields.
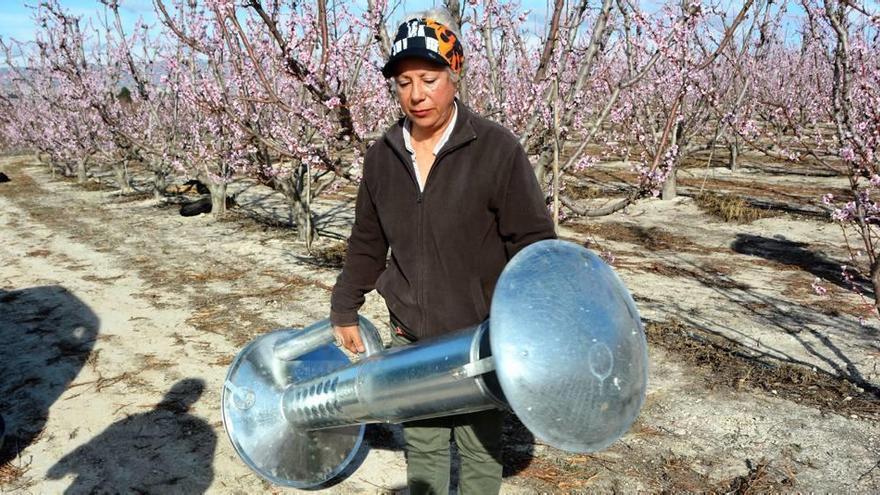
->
xmin=113 ymin=159 xmax=134 ymax=194
xmin=661 ymin=125 xmax=679 ymax=200
xmin=210 ymin=182 xmax=228 ymax=218
xmin=728 ymin=140 xmax=739 ymax=171
xmin=872 ymin=260 xmax=880 ymax=316
xmin=291 ymin=198 xmax=316 ymax=247
xmin=278 ymin=173 xmax=316 ymax=247
xmin=153 ymin=169 xmax=168 ymax=200
xmin=661 ymin=164 xmax=677 ymax=200
xmin=77 ymin=156 xmax=88 ymax=184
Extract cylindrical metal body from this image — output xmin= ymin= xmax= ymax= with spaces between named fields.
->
xmin=222 ymin=240 xmax=649 ymax=488
xmin=282 ymin=322 xmax=505 ymax=429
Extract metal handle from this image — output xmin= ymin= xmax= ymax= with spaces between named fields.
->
xmin=272 ymin=316 xmax=383 ymax=361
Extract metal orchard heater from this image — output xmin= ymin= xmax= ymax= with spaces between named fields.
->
xmin=222 ymin=240 xmax=649 ymax=488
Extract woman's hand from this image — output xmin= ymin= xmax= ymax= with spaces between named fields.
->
xmin=333 ymin=324 xmax=365 ymax=354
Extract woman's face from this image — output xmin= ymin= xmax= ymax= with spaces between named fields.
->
xmin=393 ymin=58 xmax=457 ymax=137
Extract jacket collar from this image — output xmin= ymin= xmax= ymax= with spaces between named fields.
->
xmin=384 ymin=98 xmax=478 ymax=161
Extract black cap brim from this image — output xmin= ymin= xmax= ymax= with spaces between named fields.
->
xmin=381 ymin=48 xmax=450 ymax=78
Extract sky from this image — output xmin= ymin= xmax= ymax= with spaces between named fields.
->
xmin=2 ymin=0 xmax=864 ymax=52
xmin=1 ymin=1 xmax=156 ymax=44
xmin=0 ymin=1 xmax=555 ymax=46
xmin=0 ymin=1 xmax=542 ymax=42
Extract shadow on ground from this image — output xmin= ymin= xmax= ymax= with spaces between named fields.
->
xmin=0 ymin=286 xmax=99 ymax=465
xmin=731 ymin=233 xmax=871 ymax=295
xmin=46 ymin=379 xmax=215 ymax=494
xmin=652 ymin=251 xmax=880 ymax=402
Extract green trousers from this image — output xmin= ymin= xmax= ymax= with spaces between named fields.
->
xmin=391 ymin=332 xmax=505 ymax=495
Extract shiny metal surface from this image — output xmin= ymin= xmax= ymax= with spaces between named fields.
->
xmin=221 ymin=329 xmax=364 ymax=488
xmin=491 ymin=239 xmax=648 ymax=453
xmin=273 ymin=316 xmax=383 ymax=361
xmin=223 ymin=239 xmax=648 ymax=486
xmin=282 ymin=321 xmax=506 ymax=429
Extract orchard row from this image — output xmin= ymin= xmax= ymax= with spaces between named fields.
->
xmin=0 ymin=0 xmax=878 ymax=308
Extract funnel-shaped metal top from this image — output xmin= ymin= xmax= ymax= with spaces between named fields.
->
xmin=222 ymin=330 xmax=363 ymax=488
xmin=490 ymin=240 xmax=648 ymax=453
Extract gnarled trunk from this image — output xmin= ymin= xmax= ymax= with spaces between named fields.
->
xmin=728 ymin=141 xmax=739 ymax=171
xmin=113 ymin=159 xmax=134 ymax=194
xmin=290 ymin=198 xmax=316 ymax=247
xmin=277 ymin=171 xmax=316 ymax=248
xmin=77 ymin=156 xmax=89 ymax=183
xmin=209 ymin=182 xmax=228 ymax=218
xmin=153 ymin=169 xmax=168 ymax=200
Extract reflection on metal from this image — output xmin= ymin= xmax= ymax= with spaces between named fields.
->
xmin=490 ymin=240 xmax=648 ymax=453
xmin=273 ymin=316 xmax=384 ymax=361
xmin=222 ymin=240 xmax=649 ymax=488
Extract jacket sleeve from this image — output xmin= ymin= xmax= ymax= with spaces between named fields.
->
xmin=496 ymin=144 xmax=557 ymax=258
xmin=330 ymin=168 xmax=389 ymax=327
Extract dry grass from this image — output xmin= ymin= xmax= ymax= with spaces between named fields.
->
xmin=695 ymin=192 xmax=779 ymax=223
xmin=178 ymin=267 xmax=247 ymax=284
xmin=718 ymin=458 xmax=798 ymax=494
xmin=617 ymin=260 xmax=752 ymax=291
xmin=81 ymin=274 xmax=125 ymax=283
xmin=568 ymin=221 xmax=705 ymax=253
xmin=25 ymin=249 xmax=52 ymax=258
xmin=309 ymin=242 xmax=348 ymax=268
xmin=79 ymin=180 xmax=114 ymax=192
xmin=0 ymin=461 xmax=29 ymax=485
xmin=646 ymin=319 xmax=880 ymax=419
xmin=563 ymin=181 xmax=605 ymax=200
xmin=139 ymin=353 xmax=175 ymax=371
xmin=107 ymin=191 xmax=154 ymax=203
xmin=778 ymin=273 xmax=874 ymax=319
xmin=185 ymin=296 xmax=279 ymax=347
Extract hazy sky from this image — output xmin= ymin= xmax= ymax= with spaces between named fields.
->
xmin=0 ymin=0 xmax=833 ymax=52
xmin=0 ymin=1 xmax=552 ymax=45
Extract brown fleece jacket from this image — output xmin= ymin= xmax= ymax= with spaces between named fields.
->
xmin=330 ymin=102 xmax=556 ymax=340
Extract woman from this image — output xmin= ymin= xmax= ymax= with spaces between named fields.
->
xmin=329 ymin=9 xmax=555 ymax=494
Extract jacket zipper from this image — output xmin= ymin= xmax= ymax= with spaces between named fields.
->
xmin=415 ymin=137 xmax=474 ymax=335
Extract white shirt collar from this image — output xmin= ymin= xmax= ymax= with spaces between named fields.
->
xmin=402 ymin=102 xmax=458 ymax=191
xmin=403 ymin=101 xmax=458 ymax=161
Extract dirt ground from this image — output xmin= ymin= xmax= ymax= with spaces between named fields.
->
xmin=1 ymin=154 xmax=879 ymax=494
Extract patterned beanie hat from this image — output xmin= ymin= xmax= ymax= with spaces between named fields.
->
xmin=381 ymin=17 xmax=464 ymax=78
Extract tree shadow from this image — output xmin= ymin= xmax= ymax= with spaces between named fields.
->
xmin=659 ymin=253 xmax=880 ymax=397
xmin=0 ymin=285 xmax=99 ymax=465
xmin=46 ymin=379 xmax=216 ymax=494
xmin=730 ymin=233 xmax=871 ymax=295
xmin=221 ymin=182 xmax=353 ymax=243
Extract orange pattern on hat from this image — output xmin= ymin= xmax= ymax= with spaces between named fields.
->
xmin=425 ymin=18 xmax=464 ymax=74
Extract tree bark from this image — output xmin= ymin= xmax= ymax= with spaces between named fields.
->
xmin=113 ymin=159 xmax=134 ymax=194
xmin=290 ymin=197 xmax=316 ymax=246
xmin=661 ymin=124 xmax=680 ymax=200
xmin=77 ymin=156 xmax=88 ymax=183
xmin=871 ymin=259 xmax=880 ymax=315
xmin=729 ymin=140 xmax=739 ymax=171
xmin=278 ymin=173 xmax=316 ymax=247
xmin=209 ymin=182 xmax=228 ymax=218
xmin=153 ymin=169 xmax=168 ymax=200
xmin=661 ymin=164 xmax=677 ymax=200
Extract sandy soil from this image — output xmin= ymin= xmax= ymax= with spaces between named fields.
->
xmin=1 ymin=154 xmax=879 ymax=493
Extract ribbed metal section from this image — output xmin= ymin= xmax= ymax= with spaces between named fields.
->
xmin=281 ymin=324 xmax=503 ymax=430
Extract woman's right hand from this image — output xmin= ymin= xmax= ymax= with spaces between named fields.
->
xmin=333 ymin=324 xmax=365 ymax=354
